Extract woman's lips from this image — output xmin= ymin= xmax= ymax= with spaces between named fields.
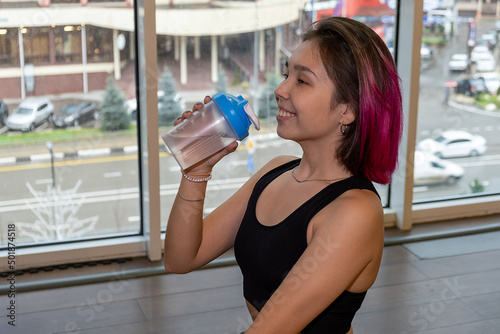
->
xmin=277 ymin=108 xmax=296 ymax=118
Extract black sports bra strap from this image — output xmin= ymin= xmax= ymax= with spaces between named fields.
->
xmin=293 ymin=176 xmax=379 ymax=224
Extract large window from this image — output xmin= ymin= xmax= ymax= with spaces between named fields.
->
xmin=1 ymin=1 xmax=499 ymax=272
xmin=0 ymin=2 xmax=140 ymax=250
xmin=0 ymin=28 xmax=18 ymax=67
xmin=414 ymin=5 xmax=500 ymax=203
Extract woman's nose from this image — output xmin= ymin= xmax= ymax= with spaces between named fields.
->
xmin=274 ymin=81 xmax=288 ymax=101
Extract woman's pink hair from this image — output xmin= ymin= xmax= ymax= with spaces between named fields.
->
xmin=302 ymin=17 xmax=403 ymax=184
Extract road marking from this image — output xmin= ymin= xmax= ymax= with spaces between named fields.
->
xmin=0 ymin=177 xmax=249 ymax=213
xmin=168 ymin=165 xmax=181 ymax=172
xmin=104 ymin=171 xmax=122 ymax=178
xmin=35 ymin=178 xmax=54 ymax=185
xmin=0 ymin=154 xmax=138 ymax=172
xmin=420 ymin=126 xmax=500 ymax=138
xmin=459 ymin=159 xmax=500 ymax=167
xmin=229 ymin=160 xmax=247 ymax=167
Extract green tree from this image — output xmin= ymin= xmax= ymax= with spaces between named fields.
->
xmin=158 ymin=67 xmax=183 ymax=126
xmin=215 ymin=67 xmax=229 ymax=93
xmin=258 ymin=73 xmax=280 ymax=120
xmin=100 ymin=76 xmax=130 ymax=131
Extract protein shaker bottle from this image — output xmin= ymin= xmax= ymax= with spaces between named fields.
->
xmin=162 ymin=92 xmax=260 ymax=170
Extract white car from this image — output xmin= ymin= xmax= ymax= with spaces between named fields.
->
xmin=475 ymin=53 xmax=496 ymax=72
xmin=5 ymin=97 xmax=54 ymax=132
xmin=480 ymin=32 xmax=498 ymax=48
xmin=420 ymin=43 xmax=434 ymax=61
xmin=417 ymin=130 xmax=487 ymax=158
xmin=471 ymin=45 xmax=492 ymax=63
xmin=448 ymin=54 xmax=469 ymax=72
xmin=125 ymin=91 xmax=185 ymax=118
xmin=474 ymin=72 xmax=500 ymax=94
xmin=414 ymin=151 xmax=464 ymax=186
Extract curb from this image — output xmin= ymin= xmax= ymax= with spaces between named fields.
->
xmin=0 ymin=132 xmax=278 ymax=166
xmin=448 ymin=100 xmax=500 ymax=118
xmin=0 ymin=145 xmax=168 ymax=166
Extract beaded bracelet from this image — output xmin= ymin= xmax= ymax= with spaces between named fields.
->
xmin=182 ymin=171 xmax=212 ymax=183
xmin=178 ymin=193 xmax=204 ymax=203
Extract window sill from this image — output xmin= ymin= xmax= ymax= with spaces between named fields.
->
xmin=0 ymin=235 xmax=147 ymax=272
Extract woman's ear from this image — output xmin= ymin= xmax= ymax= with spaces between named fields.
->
xmin=339 ymin=104 xmax=355 ymax=125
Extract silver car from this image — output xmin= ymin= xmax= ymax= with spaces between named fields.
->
xmin=6 ymin=97 xmax=54 ymax=131
xmin=414 ymin=151 xmax=464 ymax=186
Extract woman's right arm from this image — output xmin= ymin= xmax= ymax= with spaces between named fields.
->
xmin=163 ymin=97 xmax=295 ymax=273
xmin=164 ymin=154 xmax=289 ymax=274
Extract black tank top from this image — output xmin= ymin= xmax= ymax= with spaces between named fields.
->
xmin=234 ymin=159 xmax=379 ymax=333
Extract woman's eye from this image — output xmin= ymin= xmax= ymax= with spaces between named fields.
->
xmin=282 ymin=73 xmax=289 ymax=79
xmin=298 ymin=79 xmax=307 ymax=84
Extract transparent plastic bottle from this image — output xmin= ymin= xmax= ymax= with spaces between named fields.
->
xmin=162 ymin=93 xmax=260 ymax=170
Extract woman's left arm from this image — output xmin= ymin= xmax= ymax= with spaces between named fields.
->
xmin=245 ymin=190 xmax=384 ymax=334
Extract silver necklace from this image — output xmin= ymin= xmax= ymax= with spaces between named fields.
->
xmin=291 ymin=167 xmax=348 ymax=183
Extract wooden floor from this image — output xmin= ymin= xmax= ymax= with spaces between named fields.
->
xmin=2 ymin=219 xmax=500 ymax=334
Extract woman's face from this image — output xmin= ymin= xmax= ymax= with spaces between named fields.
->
xmin=274 ymin=40 xmax=344 ymax=145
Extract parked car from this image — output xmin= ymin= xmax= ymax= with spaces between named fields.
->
xmin=474 ymin=72 xmax=500 ymax=94
xmin=5 ymin=97 xmax=54 ymax=132
xmin=53 ymin=101 xmax=99 ymax=128
xmin=475 ymin=53 xmax=496 ymax=72
xmin=471 ymin=45 xmax=492 ymax=63
xmin=0 ymin=100 xmax=8 ymax=125
xmin=455 ymin=77 xmax=488 ymax=96
xmin=125 ymin=91 xmax=185 ymax=119
xmin=448 ymin=54 xmax=469 ymax=72
xmin=414 ymin=151 xmax=464 ymax=186
xmin=420 ymin=43 xmax=434 ymax=61
xmin=480 ymin=32 xmax=498 ymax=49
xmin=416 ymin=130 xmax=487 ymax=158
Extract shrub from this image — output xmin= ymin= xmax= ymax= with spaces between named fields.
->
xmin=158 ymin=67 xmax=183 ymax=126
xmin=100 ymin=77 xmax=130 ymax=131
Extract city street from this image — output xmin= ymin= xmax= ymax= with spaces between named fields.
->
xmin=2 ymin=15 xmax=500 ymax=245
xmin=2 ymin=127 xmax=500 ymax=245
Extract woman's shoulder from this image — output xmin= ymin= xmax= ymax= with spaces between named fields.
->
xmin=313 ymin=182 xmax=383 ymax=235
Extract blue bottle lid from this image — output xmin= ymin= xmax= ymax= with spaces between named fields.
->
xmin=212 ymin=92 xmax=260 ymax=141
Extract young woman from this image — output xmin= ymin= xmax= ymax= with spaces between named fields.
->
xmin=164 ymin=16 xmax=402 ymax=334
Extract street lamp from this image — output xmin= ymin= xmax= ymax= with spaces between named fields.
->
xmin=46 ymin=141 xmax=56 ymax=189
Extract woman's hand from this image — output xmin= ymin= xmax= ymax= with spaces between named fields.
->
xmin=175 ymin=96 xmax=239 ymax=175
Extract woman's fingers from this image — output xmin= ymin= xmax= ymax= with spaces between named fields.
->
xmin=173 ymin=98 xmax=211 ymax=126
xmin=173 ymin=115 xmax=185 ymax=126
xmin=193 ymin=101 xmax=204 ymax=111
